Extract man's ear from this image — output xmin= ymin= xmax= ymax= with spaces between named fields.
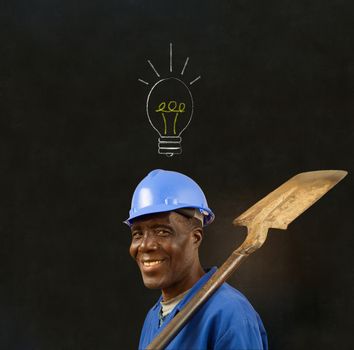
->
xmin=191 ymin=228 xmax=203 ymax=247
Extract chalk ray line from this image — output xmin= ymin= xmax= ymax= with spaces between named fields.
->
xmin=147 ymin=60 xmax=160 ymax=77
xmin=170 ymin=43 xmax=173 ymax=73
xmin=189 ymin=75 xmax=201 ymax=85
xmin=181 ymin=57 xmax=189 ymax=75
xmin=138 ymin=78 xmax=149 ymax=85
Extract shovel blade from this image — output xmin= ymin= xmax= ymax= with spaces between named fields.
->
xmin=234 ymin=170 xmax=347 ymax=230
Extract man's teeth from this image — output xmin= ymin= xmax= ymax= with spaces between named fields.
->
xmin=143 ymin=260 xmax=163 ymax=267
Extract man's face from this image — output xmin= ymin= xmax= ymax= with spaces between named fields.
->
xmin=129 ymin=211 xmax=202 ymax=297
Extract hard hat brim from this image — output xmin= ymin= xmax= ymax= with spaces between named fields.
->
xmin=124 ymin=204 xmax=215 ymax=227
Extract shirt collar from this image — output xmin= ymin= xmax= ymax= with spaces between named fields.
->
xmin=152 ymin=266 xmax=218 ymax=311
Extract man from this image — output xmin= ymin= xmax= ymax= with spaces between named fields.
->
xmin=125 ymin=169 xmax=268 ymax=350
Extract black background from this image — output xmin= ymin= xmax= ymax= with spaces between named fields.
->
xmin=1 ymin=1 xmax=354 ymax=349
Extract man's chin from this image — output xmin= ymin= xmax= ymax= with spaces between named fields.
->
xmin=143 ymin=282 xmax=161 ymax=289
xmin=142 ymin=275 xmax=167 ymax=290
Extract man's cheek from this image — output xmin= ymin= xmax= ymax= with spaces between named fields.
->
xmin=129 ymin=244 xmax=137 ymax=259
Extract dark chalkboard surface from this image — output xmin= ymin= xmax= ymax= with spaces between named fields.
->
xmin=1 ymin=1 xmax=353 ymax=349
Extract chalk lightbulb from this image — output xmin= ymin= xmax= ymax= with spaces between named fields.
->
xmin=146 ymin=78 xmax=193 ymax=156
xmin=138 ymin=43 xmax=201 ymax=156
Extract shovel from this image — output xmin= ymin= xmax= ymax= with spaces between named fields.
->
xmin=146 ymin=170 xmax=347 ymax=350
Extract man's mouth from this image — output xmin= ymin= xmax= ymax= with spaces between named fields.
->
xmin=142 ymin=259 xmax=164 ymax=267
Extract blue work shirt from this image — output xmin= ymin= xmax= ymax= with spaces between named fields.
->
xmin=139 ymin=267 xmax=268 ymax=350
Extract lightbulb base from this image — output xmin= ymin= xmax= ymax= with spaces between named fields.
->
xmin=158 ymin=136 xmax=182 ymax=157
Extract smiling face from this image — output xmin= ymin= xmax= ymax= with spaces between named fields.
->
xmin=129 ymin=211 xmax=204 ymax=300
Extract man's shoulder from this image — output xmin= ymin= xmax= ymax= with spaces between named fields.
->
xmin=215 ymin=282 xmax=251 ymax=303
xmin=184 ymin=282 xmax=265 ymax=346
xmin=203 ymin=282 xmax=260 ymax=321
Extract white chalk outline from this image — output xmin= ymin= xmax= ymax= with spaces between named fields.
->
xmin=146 ymin=77 xmax=194 ymax=138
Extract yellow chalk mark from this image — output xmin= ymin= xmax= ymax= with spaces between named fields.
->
xmin=162 ymin=113 xmax=167 ymax=135
xmin=173 ymin=113 xmax=179 ymax=135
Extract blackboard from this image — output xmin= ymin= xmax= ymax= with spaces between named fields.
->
xmin=1 ymin=1 xmax=353 ymax=349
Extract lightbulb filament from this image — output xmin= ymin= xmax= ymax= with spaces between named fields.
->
xmin=156 ymin=100 xmax=186 ymax=135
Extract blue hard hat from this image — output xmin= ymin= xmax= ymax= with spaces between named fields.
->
xmin=125 ymin=169 xmax=215 ymax=227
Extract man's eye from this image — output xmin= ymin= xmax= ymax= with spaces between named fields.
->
xmin=132 ymin=232 xmax=142 ymax=239
xmin=156 ymin=229 xmax=170 ymax=236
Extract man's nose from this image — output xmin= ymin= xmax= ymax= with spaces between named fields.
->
xmin=138 ymin=232 xmax=158 ymax=252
